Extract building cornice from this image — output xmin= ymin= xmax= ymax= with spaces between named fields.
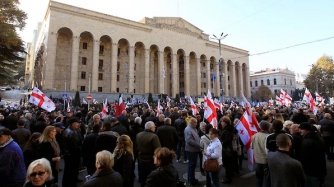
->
xmin=205 ymin=42 xmax=249 ymax=56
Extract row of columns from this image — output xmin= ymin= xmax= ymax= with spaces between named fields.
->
xmin=44 ymin=33 xmax=250 ymax=97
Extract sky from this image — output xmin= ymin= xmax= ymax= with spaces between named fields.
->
xmin=18 ymin=0 xmax=334 ymax=74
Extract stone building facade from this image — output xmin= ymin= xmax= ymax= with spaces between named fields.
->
xmin=250 ymin=68 xmax=296 ymax=97
xmin=25 ymin=1 xmax=251 ymax=98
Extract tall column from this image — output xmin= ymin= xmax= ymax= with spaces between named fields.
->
xmin=158 ymin=51 xmax=164 ymax=94
xmin=92 ymin=40 xmax=99 ymax=92
xmin=215 ymin=62 xmax=220 ymax=97
xmin=144 ymin=49 xmax=150 ymax=93
xmin=246 ymin=67 xmax=251 ymax=98
xmin=44 ymin=32 xmax=58 ymax=89
xmin=223 ymin=61 xmax=229 ymax=97
xmin=111 ymin=43 xmax=118 ymax=92
xmin=70 ymin=36 xmax=80 ymax=91
xmin=196 ymin=58 xmax=201 ymax=95
xmin=171 ymin=54 xmax=178 ymax=97
xmin=238 ymin=64 xmax=244 ymax=97
xmin=128 ymin=46 xmax=135 ymax=93
xmin=231 ymin=64 xmax=236 ymax=97
xmin=184 ymin=56 xmax=190 ymax=95
xmin=206 ymin=60 xmax=210 ymax=93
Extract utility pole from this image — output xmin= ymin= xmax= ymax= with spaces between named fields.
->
xmin=211 ymin=32 xmax=228 ymax=101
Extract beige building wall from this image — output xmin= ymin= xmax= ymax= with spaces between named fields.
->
xmin=26 ymin=1 xmax=251 ymax=98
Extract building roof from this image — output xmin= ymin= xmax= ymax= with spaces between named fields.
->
xmin=250 ymin=68 xmax=295 ymax=76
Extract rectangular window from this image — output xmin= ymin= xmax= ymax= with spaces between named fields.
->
xmin=134 ymin=89 xmax=136 ymax=93
xmin=83 ymin=42 xmax=87 ymax=49
xmin=117 ymin=75 xmax=119 ymax=81
xmin=203 ymin=73 xmax=206 ymax=78
xmin=99 ymin=59 xmax=103 ymax=68
xmin=204 ymin=83 xmax=206 ymax=88
xmin=134 ymin=75 xmax=136 ymax=83
xmin=98 ymin=87 xmax=102 ymax=92
xmin=99 ymin=45 xmax=104 ymax=54
xmin=116 ymin=88 xmax=119 ymax=92
xmin=82 ymin=57 xmax=87 ymax=65
xmin=81 ymin=72 xmax=86 ymax=79
xmin=80 ymin=86 xmax=85 ymax=91
xmin=98 ymin=73 xmax=103 ymax=80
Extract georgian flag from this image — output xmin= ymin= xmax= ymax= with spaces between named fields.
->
xmin=303 ymin=88 xmax=317 ymax=115
xmin=280 ymin=89 xmax=292 ymax=105
xmin=213 ymin=98 xmax=222 ymax=112
xmin=189 ymin=96 xmax=199 ymax=116
xmin=29 ymin=87 xmax=56 ymax=112
xmin=156 ymin=100 xmax=163 ymax=117
xmin=82 ymin=98 xmax=88 ymax=104
xmin=276 ymin=95 xmax=283 ymax=106
xmin=145 ymin=101 xmax=151 ymax=110
xmin=115 ymin=94 xmax=125 ymax=117
xmin=268 ymin=98 xmax=274 ymax=107
xmin=204 ymin=90 xmax=218 ymax=129
xmin=67 ymin=101 xmax=71 ymax=113
xmin=242 ymin=94 xmax=260 ymax=132
xmin=101 ymin=98 xmax=108 ymax=118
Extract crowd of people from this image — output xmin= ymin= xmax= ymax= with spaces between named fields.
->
xmin=0 ymin=99 xmax=332 ymax=187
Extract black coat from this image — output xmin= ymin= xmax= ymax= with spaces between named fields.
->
xmin=291 ymin=113 xmax=308 ymax=124
xmin=300 ymin=132 xmax=327 ymax=178
xmin=129 ymin=124 xmax=144 ymax=153
xmin=82 ymin=133 xmax=99 ymax=175
xmin=23 ymin=142 xmax=39 ymax=169
xmin=24 ymin=180 xmax=58 ymax=187
xmin=63 ymin=127 xmax=82 ymax=157
xmin=32 ymin=118 xmax=47 ymax=134
xmin=37 ymin=141 xmax=59 ymax=177
xmin=145 ymin=164 xmax=178 ymax=187
xmin=111 ymin=122 xmax=128 ymax=136
xmin=156 ymin=125 xmax=178 ymax=151
xmin=12 ymin=127 xmax=30 ymax=150
xmin=318 ymin=118 xmax=334 ymax=137
xmin=83 ymin=169 xmax=123 ymax=187
xmin=94 ymin=130 xmax=119 ymax=154
xmin=113 ymin=151 xmax=134 ymax=187
xmin=117 ymin=114 xmax=129 ymax=132
xmin=291 ymin=133 xmax=303 ymax=161
xmin=3 ymin=115 xmax=18 ymax=130
xmin=174 ymin=117 xmax=186 ymax=140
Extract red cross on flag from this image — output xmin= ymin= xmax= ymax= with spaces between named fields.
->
xmin=204 ymin=89 xmax=218 ymax=129
xmin=29 ymin=87 xmax=56 ymax=112
xmin=101 ymin=98 xmax=108 ymax=118
xmin=268 ymin=98 xmax=274 ymax=107
xmin=189 ymin=96 xmax=198 ymax=116
xmin=303 ymin=88 xmax=318 ymax=115
xmin=276 ymin=95 xmax=283 ymax=106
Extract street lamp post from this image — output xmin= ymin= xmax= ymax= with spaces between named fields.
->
xmin=211 ymin=32 xmax=228 ymax=102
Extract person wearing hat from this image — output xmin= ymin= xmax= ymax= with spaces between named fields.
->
xmin=62 ymin=117 xmax=82 ymax=187
xmin=0 ymin=128 xmax=26 ymax=187
xmin=53 ymin=122 xmax=66 ymax=154
xmin=110 ymin=117 xmax=128 ymax=136
xmin=299 ymin=122 xmax=327 ymax=187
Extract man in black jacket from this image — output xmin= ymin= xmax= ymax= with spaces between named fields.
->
xmin=318 ymin=113 xmax=334 ymax=161
xmin=266 ymin=120 xmax=293 ymax=153
xmin=94 ymin=122 xmax=119 ymax=154
xmin=299 ymin=122 xmax=327 ymax=186
xmin=156 ymin=118 xmax=178 ymax=151
xmin=82 ymin=124 xmax=101 ymax=175
xmin=3 ymin=109 xmax=18 ymax=130
xmin=110 ymin=117 xmax=128 ymax=135
xmin=174 ymin=111 xmax=188 ymax=163
xmin=117 ymin=110 xmax=130 ymax=132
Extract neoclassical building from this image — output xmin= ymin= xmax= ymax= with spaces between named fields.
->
xmin=250 ymin=68 xmax=296 ymax=97
xmin=25 ymin=1 xmax=251 ymax=98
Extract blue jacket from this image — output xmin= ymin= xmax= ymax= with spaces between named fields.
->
xmin=0 ymin=139 xmax=26 ymax=186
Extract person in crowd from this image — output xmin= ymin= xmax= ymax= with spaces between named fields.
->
xmin=202 ymin=128 xmax=222 ymax=187
xmin=53 ymin=122 xmax=65 ymax=154
xmin=155 ymin=114 xmax=165 ymax=129
xmin=266 ymin=120 xmax=293 ymax=153
xmin=291 ymin=108 xmax=309 ymax=124
xmin=299 ymin=122 xmax=327 ymax=187
xmin=110 ymin=117 xmax=129 ymax=135
xmin=37 ymin=126 xmax=61 ymax=184
xmin=174 ymin=111 xmax=188 ymax=163
xmin=23 ymin=112 xmax=34 ymax=131
xmin=318 ymin=113 xmax=334 ymax=161
xmin=83 ymin=150 xmax=123 ymax=187
xmin=32 ymin=113 xmax=47 ymax=134
xmin=156 ymin=117 xmax=178 ymax=151
xmin=136 ymin=121 xmax=161 ymax=187
xmin=0 ymin=128 xmax=26 ymax=187
xmin=24 ymin=158 xmax=57 ymax=187
xmin=94 ymin=121 xmax=119 ymax=154
xmin=144 ymin=111 xmax=157 ymax=124
xmin=283 ymin=120 xmax=293 ymax=133
xmin=185 ymin=110 xmax=193 ymax=125
xmin=3 ymin=109 xmax=19 ymax=130
xmin=275 ymin=113 xmax=285 ymax=124
xmin=82 ymin=124 xmax=101 ymax=175
xmin=184 ymin=117 xmax=201 ymax=186
xmin=145 ymin=147 xmax=179 ymax=187
xmin=113 ymin=135 xmax=135 ymax=187
xmin=86 ymin=114 xmax=102 ymax=134
xmin=118 ymin=110 xmax=130 ymax=132
xmin=220 ymin=116 xmax=236 ymax=184
xmin=197 ymin=122 xmax=206 ymax=176
xmin=62 ymin=117 xmax=82 ymax=187
xmin=23 ymin=132 xmax=42 ymax=169
xmin=251 ymin=121 xmax=271 ymax=187
xmin=12 ymin=119 xmax=31 ymax=150
xmin=267 ymin=134 xmax=305 ymax=187
xmin=200 ymin=123 xmax=213 ymax=186
xmin=169 ymin=107 xmax=181 ymax=126
xmin=289 ymin=123 xmax=303 ymax=161
xmin=129 ymin=116 xmax=144 ymax=179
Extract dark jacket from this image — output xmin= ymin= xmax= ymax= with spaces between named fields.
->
xmin=37 ymin=141 xmax=59 ymax=178
xmin=266 ymin=131 xmax=293 ymax=153
xmin=82 ymin=132 xmax=99 ymax=175
xmin=117 ymin=114 xmax=129 ymax=132
xmin=111 ymin=122 xmax=129 ymax=136
xmin=32 ymin=118 xmax=47 ymax=134
xmin=145 ymin=164 xmax=178 ymax=187
xmin=94 ymin=130 xmax=119 ymax=154
xmin=291 ymin=133 xmax=303 ymax=161
xmin=268 ymin=150 xmax=305 ymax=187
xmin=300 ymin=132 xmax=327 ymax=178
xmin=0 ymin=139 xmax=26 ymax=186
xmin=129 ymin=124 xmax=144 ymax=153
xmin=156 ymin=124 xmax=178 ymax=151
xmin=136 ymin=130 xmax=161 ymax=163
xmin=63 ymin=127 xmax=82 ymax=157
xmin=291 ymin=113 xmax=308 ymax=124
xmin=23 ymin=142 xmax=39 ymax=169
xmin=24 ymin=180 xmax=58 ymax=187
xmin=169 ymin=112 xmax=181 ymax=126
xmin=318 ymin=118 xmax=334 ymax=137
xmin=113 ymin=151 xmax=134 ymax=187
xmin=145 ymin=116 xmax=157 ymax=124
xmin=3 ymin=114 xmax=18 ymax=130
xmin=12 ymin=127 xmax=31 ymax=150
xmin=83 ymin=168 xmax=123 ymax=187
xmin=174 ymin=117 xmax=186 ymax=140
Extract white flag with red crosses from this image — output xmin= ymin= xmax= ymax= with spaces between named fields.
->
xmin=29 ymin=87 xmax=56 ymax=112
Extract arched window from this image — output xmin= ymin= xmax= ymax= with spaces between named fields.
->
xmin=255 ymin=81 xmax=258 ymax=87
xmin=274 ymin=78 xmax=277 ymax=85
xmin=267 ymin=79 xmax=270 ymax=85
xmin=250 ymin=81 xmax=252 ymax=87
xmin=261 ymin=80 xmax=264 ymax=86
xmin=284 ymin=78 xmax=286 ymax=85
